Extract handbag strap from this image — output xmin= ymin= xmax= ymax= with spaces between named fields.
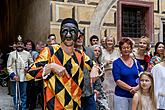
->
xmin=134 ymin=58 xmax=140 ymax=76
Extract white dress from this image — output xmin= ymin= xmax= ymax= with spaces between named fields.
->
xmin=137 ymin=92 xmax=154 ymax=110
xmin=101 ymin=48 xmax=120 ymax=110
xmin=151 ymin=64 xmax=165 ymax=109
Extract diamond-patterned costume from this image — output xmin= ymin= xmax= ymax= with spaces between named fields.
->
xmin=28 ymin=44 xmax=94 ymax=110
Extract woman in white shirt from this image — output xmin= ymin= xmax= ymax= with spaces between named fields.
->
xmin=101 ymin=35 xmax=120 ymax=110
xmin=151 ymin=50 xmax=165 ymax=110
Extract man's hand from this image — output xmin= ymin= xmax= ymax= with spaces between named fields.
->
xmin=44 ymin=64 xmax=52 ymax=75
xmin=94 ymin=89 xmax=100 ymax=98
xmin=51 ymin=63 xmax=69 ymax=77
xmin=44 ymin=63 xmax=70 ymax=78
xmin=13 ymin=75 xmax=19 ymax=81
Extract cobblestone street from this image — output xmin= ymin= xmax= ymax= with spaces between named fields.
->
xmin=0 ymin=86 xmax=42 ymax=110
xmin=0 ymin=86 xmax=13 ymax=110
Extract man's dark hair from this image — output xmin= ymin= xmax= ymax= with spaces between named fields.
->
xmin=90 ymin=35 xmax=99 ymax=42
xmin=24 ymin=39 xmax=36 ymax=51
xmin=78 ymin=29 xmax=85 ymax=36
xmin=48 ymin=34 xmax=56 ymax=39
xmin=60 ymin=18 xmax=78 ymax=29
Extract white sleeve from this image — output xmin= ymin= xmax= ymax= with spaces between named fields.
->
xmin=151 ymin=65 xmax=160 ymax=104
xmin=7 ymin=53 xmax=15 ymax=75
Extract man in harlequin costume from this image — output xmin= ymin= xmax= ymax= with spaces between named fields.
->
xmin=28 ymin=18 xmax=98 ymax=110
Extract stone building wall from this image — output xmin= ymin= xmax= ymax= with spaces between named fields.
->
xmin=50 ymin=0 xmax=165 ymax=45
xmin=17 ymin=0 xmax=50 ymax=43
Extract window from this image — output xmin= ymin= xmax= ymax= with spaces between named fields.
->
xmin=122 ymin=6 xmax=146 ymax=38
xmin=117 ymin=0 xmax=154 ymax=43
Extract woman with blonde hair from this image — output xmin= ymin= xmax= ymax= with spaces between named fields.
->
xmin=101 ymin=35 xmax=120 ymax=109
xmin=133 ymin=36 xmax=151 ymax=71
xmin=132 ymin=72 xmax=156 ymax=110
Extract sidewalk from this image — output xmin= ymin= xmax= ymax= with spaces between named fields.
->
xmin=0 ymin=86 xmax=13 ymax=110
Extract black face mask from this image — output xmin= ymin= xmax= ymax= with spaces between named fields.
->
xmin=60 ymin=23 xmax=78 ymax=42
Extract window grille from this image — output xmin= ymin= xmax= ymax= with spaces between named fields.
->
xmin=122 ymin=6 xmax=146 ymax=38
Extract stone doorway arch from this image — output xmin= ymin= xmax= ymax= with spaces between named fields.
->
xmin=89 ymin=0 xmax=117 ymax=39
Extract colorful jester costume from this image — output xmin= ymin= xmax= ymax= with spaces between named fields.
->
xmin=28 ymin=44 xmax=94 ymax=110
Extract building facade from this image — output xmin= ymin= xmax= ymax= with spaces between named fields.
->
xmin=50 ymin=0 xmax=165 ymax=46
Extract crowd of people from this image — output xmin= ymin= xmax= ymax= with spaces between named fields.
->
xmin=0 ymin=18 xmax=165 ymax=110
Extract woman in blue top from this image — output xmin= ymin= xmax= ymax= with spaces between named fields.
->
xmin=112 ymin=38 xmax=143 ymax=110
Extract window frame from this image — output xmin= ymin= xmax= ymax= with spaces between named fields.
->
xmin=117 ymin=0 xmax=154 ymax=44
